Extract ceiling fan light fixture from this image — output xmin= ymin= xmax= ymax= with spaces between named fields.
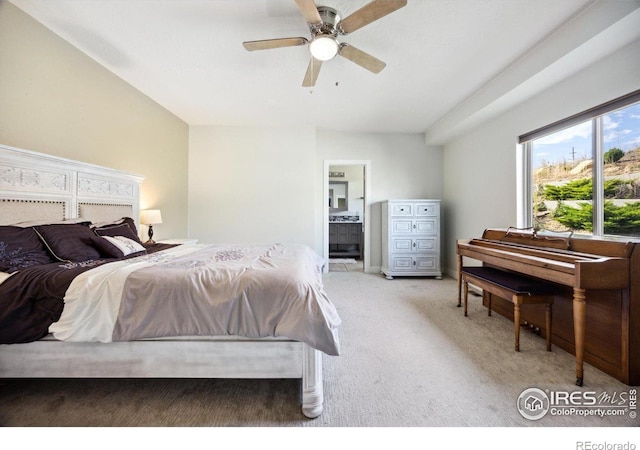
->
xmin=309 ymin=35 xmax=339 ymax=61
xmin=242 ymin=0 xmax=408 ymax=86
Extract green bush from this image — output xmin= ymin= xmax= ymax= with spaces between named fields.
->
xmin=604 ymin=202 xmax=640 ymax=234
xmin=552 ymin=201 xmax=640 ymax=235
xmin=552 ymin=201 xmax=593 ymax=231
xmin=543 ymin=179 xmax=591 ymax=200
xmin=604 ymin=147 xmax=624 ymax=164
xmin=542 ymin=178 xmax=628 ymax=200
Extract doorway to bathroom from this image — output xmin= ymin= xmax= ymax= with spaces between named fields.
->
xmin=323 ymin=160 xmax=370 ymax=273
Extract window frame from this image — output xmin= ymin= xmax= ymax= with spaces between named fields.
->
xmin=519 ymin=89 xmax=640 ymax=238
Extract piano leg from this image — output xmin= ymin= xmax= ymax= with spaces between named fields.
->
xmin=514 ymin=303 xmax=521 ymax=352
xmin=573 ymin=288 xmax=586 ymax=386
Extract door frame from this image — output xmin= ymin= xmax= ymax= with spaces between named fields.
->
xmin=323 ymin=160 xmax=371 ymax=273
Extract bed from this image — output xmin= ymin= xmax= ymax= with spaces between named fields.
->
xmin=0 ymin=144 xmax=340 ymax=418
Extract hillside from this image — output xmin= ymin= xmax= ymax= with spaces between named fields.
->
xmin=533 ymin=147 xmax=640 ymax=235
xmin=534 ymin=147 xmax=640 ymax=184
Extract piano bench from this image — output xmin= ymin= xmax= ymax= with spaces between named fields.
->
xmin=461 ymin=266 xmax=554 ymax=352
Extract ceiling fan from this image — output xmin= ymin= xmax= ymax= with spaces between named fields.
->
xmin=242 ymin=0 xmax=407 ymax=87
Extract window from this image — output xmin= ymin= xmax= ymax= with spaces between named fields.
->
xmin=520 ymin=91 xmax=640 ymax=238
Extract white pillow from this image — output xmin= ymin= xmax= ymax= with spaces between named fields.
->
xmin=0 ymin=271 xmax=14 ymax=286
xmin=102 ymin=236 xmax=146 ymax=256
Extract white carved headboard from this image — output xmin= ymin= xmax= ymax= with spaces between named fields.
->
xmin=0 ymin=144 xmax=144 ymax=227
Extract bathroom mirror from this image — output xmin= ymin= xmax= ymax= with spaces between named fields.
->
xmin=329 ymin=181 xmax=348 ymax=212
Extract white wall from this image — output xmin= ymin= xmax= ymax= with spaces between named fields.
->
xmin=0 ymin=3 xmax=189 ymax=242
xmin=189 ymin=127 xmax=443 ymax=269
xmin=442 ymin=39 xmax=640 ymax=276
xmin=317 ymin=130 xmax=444 ymax=270
xmin=189 ymin=125 xmax=317 ymax=248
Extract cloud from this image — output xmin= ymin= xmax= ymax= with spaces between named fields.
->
xmin=534 ymin=104 xmax=640 ymax=151
xmin=622 ymin=135 xmax=640 ymax=149
xmin=604 ymin=128 xmax=631 ymax=143
xmin=535 ymin=121 xmax=591 ymax=145
xmin=603 ymin=115 xmax=619 ymax=131
xmin=536 ymin=151 xmax=550 ymax=158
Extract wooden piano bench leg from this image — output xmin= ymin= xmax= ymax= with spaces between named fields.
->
xmin=456 ymin=254 xmax=463 ymax=307
xmin=513 ymin=295 xmax=553 ymax=353
xmin=463 ymin=279 xmax=469 ymax=317
xmin=545 ymin=302 xmax=552 ymax=352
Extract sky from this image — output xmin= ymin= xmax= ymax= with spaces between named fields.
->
xmin=532 ymin=102 xmax=640 ymax=168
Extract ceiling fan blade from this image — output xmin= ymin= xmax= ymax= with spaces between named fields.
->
xmin=243 ymin=37 xmax=308 ymax=51
xmin=339 ymin=44 xmax=386 ymax=74
xmin=294 ymin=0 xmax=322 ymax=25
xmin=339 ymin=0 xmax=407 ymax=34
xmin=303 ymin=58 xmax=323 ymax=87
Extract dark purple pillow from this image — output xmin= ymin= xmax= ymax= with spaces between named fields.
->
xmin=90 ymin=236 xmax=122 ymax=258
xmin=93 ymin=218 xmax=142 ymax=245
xmin=121 ymin=217 xmax=141 ymax=238
xmin=34 ymin=223 xmax=101 ymax=262
xmin=0 ymin=226 xmax=53 ymax=272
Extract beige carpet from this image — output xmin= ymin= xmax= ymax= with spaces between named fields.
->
xmin=0 ymin=271 xmax=637 ymax=429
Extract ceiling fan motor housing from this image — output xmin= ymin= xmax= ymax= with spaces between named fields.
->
xmin=313 ymin=6 xmax=341 ymax=36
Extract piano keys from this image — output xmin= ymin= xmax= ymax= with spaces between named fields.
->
xmin=457 ymin=228 xmax=640 ymax=386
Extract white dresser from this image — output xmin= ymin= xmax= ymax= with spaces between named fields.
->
xmin=381 ymin=199 xmax=442 ymax=279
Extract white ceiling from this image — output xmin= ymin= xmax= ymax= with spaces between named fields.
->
xmin=8 ymin=0 xmax=640 ymax=138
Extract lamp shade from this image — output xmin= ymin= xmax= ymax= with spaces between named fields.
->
xmin=309 ymin=35 xmax=339 ymax=61
xmin=140 ymin=209 xmax=163 ymax=225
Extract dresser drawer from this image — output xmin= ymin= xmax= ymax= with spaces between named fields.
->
xmin=391 ymin=218 xmax=438 ymax=234
xmin=391 ymin=219 xmax=413 ymax=233
xmin=415 ymin=238 xmax=438 ymax=251
xmin=415 ymin=219 xmax=438 ymax=235
xmin=415 ymin=203 xmax=439 ymax=216
xmin=389 ymin=255 xmax=438 ymax=272
xmin=414 ymin=255 xmax=439 ymax=271
xmin=391 ymin=237 xmax=438 ymax=252
xmin=391 ymin=237 xmax=413 ymax=252
xmin=391 ymin=203 xmax=413 ymax=216
xmin=390 ymin=256 xmax=414 ymax=271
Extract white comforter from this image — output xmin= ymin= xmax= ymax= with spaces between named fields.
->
xmin=49 ymin=244 xmax=341 ymax=355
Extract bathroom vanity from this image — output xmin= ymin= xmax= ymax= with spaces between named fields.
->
xmin=329 ymin=217 xmax=362 ymax=259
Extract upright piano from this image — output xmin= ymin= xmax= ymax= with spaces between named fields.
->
xmin=457 ymin=228 xmax=640 ymax=386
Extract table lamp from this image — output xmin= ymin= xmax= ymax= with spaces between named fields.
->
xmin=140 ymin=209 xmax=162 ymax=244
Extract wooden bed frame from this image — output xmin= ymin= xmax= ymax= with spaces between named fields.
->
xmin=0 ymin=144 xmax=325 ymax=418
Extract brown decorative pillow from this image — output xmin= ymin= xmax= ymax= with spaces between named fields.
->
xmin=93 ymin=217 xmax=142 ymax=244
xmin=0 ymin=226 xmax=54 ymax=272
xmin=34 ymin=222 xmax=101 ymax=262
